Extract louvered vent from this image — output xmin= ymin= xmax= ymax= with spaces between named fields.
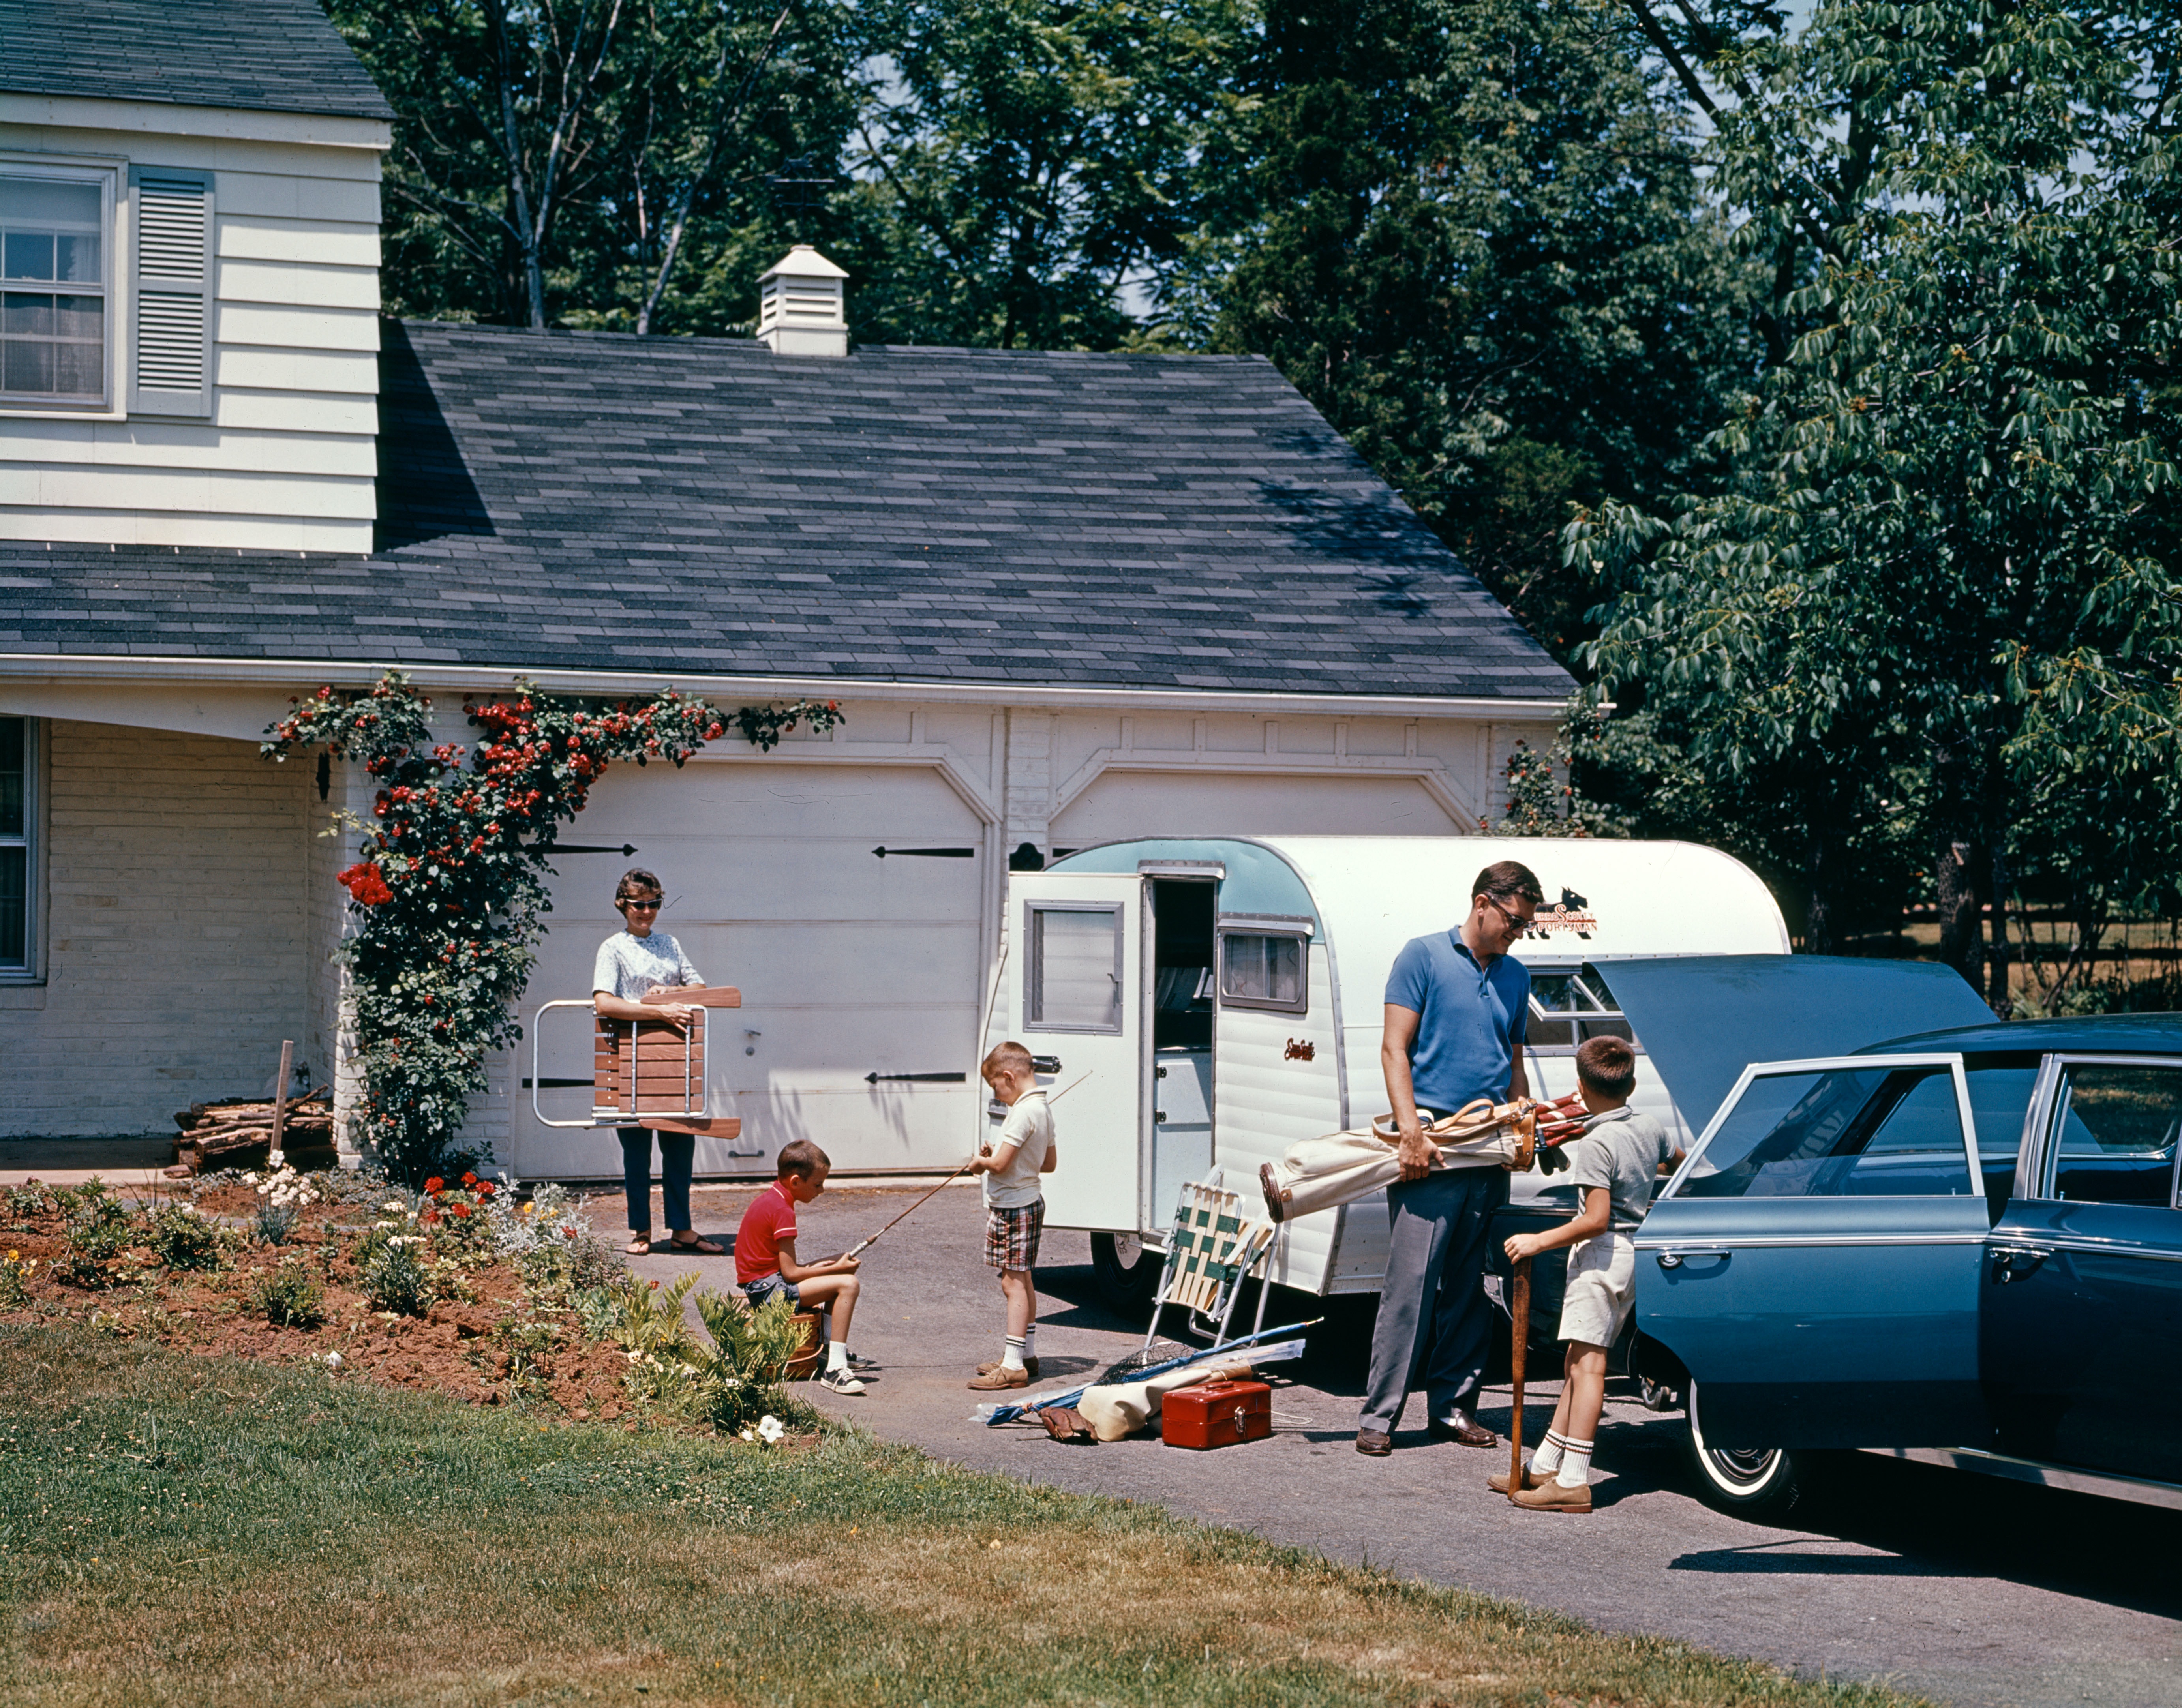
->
xmin=136 ymin=180 xmax=207 ymax=282
xmin=756 ymin=244 xmax=850 ymax=356
xmin=137 ymin=293 xmax=205 ymax=389
xmin=130 ymin=171 xmax=212 ymax=413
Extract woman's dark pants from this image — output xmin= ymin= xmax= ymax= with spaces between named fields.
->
xmin=617 ymin=1125 xmax=694 ymax=1233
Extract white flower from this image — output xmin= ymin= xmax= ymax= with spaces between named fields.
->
xmin=268 ymin=1150 xmax=285 ymax=1168
xmin=321 ymin=1351 xmax=343 ymax=1369
xmin=382 ymin=1200 xmax=405 ymax=1213
xmin=739 ymin=1428 xmax=756 ymax=1442
xmin=756 ymin=1416 xmax=786 ymax=1444
xmin=241 ymin=1172 xmax=260 ymax=1186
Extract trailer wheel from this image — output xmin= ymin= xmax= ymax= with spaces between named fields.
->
xmin=1683 ymin=1381 xmax=1809 ymax=1520
xmin=1090 ymin=1231 xmax=1163 ymax=1312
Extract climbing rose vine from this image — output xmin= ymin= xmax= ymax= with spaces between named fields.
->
xmin=263 ymin=671 xmax=842 ymax=1180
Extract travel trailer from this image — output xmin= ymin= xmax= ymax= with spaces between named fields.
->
xmin=995 ymin=836 xmax=1790 ymax=1301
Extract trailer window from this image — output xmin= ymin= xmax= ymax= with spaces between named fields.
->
xmin=1026 ymin=903 xmax=1123 ymax=1032
xmin=1220 ymin=931 xmax=1307 ymax=1013
xmin=1527 ymin=964 xmax=1635 ymax=1052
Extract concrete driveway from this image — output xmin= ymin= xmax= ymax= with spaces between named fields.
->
xmin=625 ymin=1181 xmax=2182 ymax=1708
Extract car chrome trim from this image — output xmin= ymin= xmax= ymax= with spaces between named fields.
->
xmin=1987 ymin=1234 xmax=2182 ymax=1265
xmin=1866 ymin=1447 xmax=2182 ymax=1512
xmin=1636 ymin=1232 xmax=1989 ymax=1251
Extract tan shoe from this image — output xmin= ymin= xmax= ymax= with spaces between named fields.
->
xmin=1511 ymin=1478 xmax=1593 ymax=1513
xmin=967 ymin=1366 xmax=1029 ymax=1391
xmin=977 ymin=1357 xmax=1040 ymax=1381
xmin=1487 ymin=1468 xmax=1547 ymax=1494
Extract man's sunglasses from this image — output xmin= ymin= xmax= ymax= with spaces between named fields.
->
xmin=1482 ymin=896 xmax=1535 ymax=934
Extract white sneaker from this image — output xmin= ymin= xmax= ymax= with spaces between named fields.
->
xmin=818 ymin=1366 xmax=866 ymax=1396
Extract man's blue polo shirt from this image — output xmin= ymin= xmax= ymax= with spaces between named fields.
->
xmin=1384 ymin=930 xmax=1530 ymax=1111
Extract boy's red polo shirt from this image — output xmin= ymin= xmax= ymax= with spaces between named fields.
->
xmin=735 ymin=1180 xmax=797 ymax=1283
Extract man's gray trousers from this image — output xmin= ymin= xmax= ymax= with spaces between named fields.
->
xmin=1360 ymin=1165 xmax=1510 ymax=1433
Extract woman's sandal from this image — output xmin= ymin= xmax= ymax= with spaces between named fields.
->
xmin=625 ymin=1234 xmax=654 ymax=1255
xmin=669 ymin=1234 xmax=725 ymax=1254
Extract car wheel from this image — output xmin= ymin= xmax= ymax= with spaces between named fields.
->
xmin=1685 ymin=1381 xmax=1809 ymax=1519
xmin=1090 ymin=1230 xmax=1163 ymax=1312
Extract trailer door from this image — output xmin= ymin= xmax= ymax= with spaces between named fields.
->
xmin=1004 ymin=872 xmax=1148 ymax=1234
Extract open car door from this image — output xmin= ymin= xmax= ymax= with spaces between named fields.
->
xmin=1002 ymin=871 xmax=1148 ymax=1234
xmin=1636 ymin=1052 xmax=1991 ymax=1449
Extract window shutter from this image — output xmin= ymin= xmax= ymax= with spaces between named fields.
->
xmin=130 ymin=169 xmax=213 ymax=417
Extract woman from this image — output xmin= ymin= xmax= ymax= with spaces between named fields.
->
xmin=592 ymin=867 xmax=722 ymax=1254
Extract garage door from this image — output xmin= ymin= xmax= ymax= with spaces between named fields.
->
xmin=1051 ymin=770 xmax=1460 ymax=848
xmin=505 ymin=759 xmax=986 ymax=1180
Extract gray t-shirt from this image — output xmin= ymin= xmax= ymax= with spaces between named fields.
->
xmin=1567 ymin=1105 xmax=1675 ymax=1229
xmin=985 ymin=1091 xmax=1052 ymax=1209
xmin=592 ymin=930 xmax=701 ymax=1001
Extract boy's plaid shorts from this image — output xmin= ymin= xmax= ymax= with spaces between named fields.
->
xmin=984 ymin=1200 xmax=1044 ymax=1271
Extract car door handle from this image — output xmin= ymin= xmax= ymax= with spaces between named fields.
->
xmin=1990 ymin=1244 xmax=2049 ymax=1283
xmin=1655 ymin=1248 xmax=1732 ymax=1269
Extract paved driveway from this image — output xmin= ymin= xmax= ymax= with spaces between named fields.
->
xmin=628 ymin=1182 xmax=2182 ymax=1708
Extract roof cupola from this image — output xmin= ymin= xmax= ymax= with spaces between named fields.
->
xmin=756 ymin=245 xmax=850 ymax=357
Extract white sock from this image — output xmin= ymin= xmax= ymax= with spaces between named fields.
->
xmin=1529 ymin=1431 xmax=1569 ymax=1476
xmin=1022 ymin=1326 xmax=1037 ymax=1361
xmin=1001 ymin=1335 xmax=1026 ymax=1372
xmin=1555 ymin=1436 xmax=1595 ymax=1489
xmin=826 ymin=1341 xmax=849 ymax=1374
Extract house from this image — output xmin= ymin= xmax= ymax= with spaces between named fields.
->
xmin=0 ymin=0 xmax=1576 ymax=1177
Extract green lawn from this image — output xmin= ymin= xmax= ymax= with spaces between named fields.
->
xmin=0 ymin=1324 xmax=1923 ymax=1708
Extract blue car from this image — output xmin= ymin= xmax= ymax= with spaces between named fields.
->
xmin=1595 ymin=956 xmax=2182 ymax=1518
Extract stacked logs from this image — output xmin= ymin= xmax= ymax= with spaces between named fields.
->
xmin=171 ymin=1088 xmax=334 ymax=1174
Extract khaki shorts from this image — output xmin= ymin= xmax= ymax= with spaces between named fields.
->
xmin=1557 ymin=1231 xmax=1636 ymax=1348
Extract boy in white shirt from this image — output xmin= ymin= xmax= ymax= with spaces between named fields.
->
xmin=966 ymin=1041 xmax=1058 ymax=1390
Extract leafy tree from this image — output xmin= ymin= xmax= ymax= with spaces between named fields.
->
xmin=838 ymin=0 xmax=1253 ymax=349
xmin=1181 ymin=0 xmax=1757 ymax=652
xmin=1577 ymin=0 xmax=2182 ymax=985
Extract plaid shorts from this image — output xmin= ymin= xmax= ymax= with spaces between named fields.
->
xmin=984 ymin=1200 xmax=1044 ymax=1272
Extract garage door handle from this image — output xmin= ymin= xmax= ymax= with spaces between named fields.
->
xmin=1656 ymin=1248 xmax=1732 ymax=1269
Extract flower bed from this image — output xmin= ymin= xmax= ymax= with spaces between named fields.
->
xmin=0 ymin=1170 xmax=808 ymax=1436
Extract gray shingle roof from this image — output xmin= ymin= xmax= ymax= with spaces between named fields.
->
xmin=0 ymin=320 xmax=1575 ymax=701
xmin=0 ymin=0 xmax=392 ymax=121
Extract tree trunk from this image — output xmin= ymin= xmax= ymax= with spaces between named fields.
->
xmin=1986 ymin=844 xmax=2013 ymax=1012
xmin=1932 ymin=745 xmax=1984 ymax=990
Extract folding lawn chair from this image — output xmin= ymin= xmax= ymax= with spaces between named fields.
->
xmin=1143 ymin=1176 xmax=1276 ymax=1350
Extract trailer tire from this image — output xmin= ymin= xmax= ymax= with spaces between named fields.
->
xmin=1684 ymin=1382 xmax=1809 ymax=1521
xmin=1090 ymin=1231 xmax=1163 ymax=1312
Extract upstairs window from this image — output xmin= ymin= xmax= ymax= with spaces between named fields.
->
xmin=1 ymin=172 xmax=110 ymax=409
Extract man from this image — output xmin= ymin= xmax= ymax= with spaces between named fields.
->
xmin=1356 ymin=859 xmax=1541 ymax=1457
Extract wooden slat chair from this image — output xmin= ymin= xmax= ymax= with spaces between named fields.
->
xmin=1143 ymin=1179 xmax=1276 ymax=1350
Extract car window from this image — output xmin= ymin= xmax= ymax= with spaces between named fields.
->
xmin=1675 ymin=1064 xmax=1973 ymax=1199
xmin=2050 ymin=1063 xmax=2182 ymax=1207
xmin=1963 ymin=1062 xmax=2039 ymax=1217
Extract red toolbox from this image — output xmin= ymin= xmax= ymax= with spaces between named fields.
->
xmin=1161 ymin=1379 xmax=1274 ymax=1449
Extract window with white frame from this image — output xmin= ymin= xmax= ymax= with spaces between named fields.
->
xmin=1220 ymin=928 xmax=1309 ymax=1013
xmin=0 ymin=717 xmax=34 ymax=974
xmin=2 ymin=171 xmax=111 ymax=409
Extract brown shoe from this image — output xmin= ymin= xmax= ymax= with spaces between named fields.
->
xmin=1511 ymin=1478 xmax=1593 ymax=1513
xmin=1355 ymin=1428 xmax=1393 ymax=1457
xmin=1428 ymin=1417 xmax=1499 ymax=1448
xmin=977 ymin=1357 xmax=1039 ymax=1381
xmin=967 ymin=1366 xmax=1029 ymax=1391
xmin=1487 ymin=1468 xmax=1547 ymax=1494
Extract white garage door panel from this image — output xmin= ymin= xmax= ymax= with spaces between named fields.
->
xmin=1053 ymin=772 xmax=1458 ymax=845
xmin=503 ymin=761 xmax=987 ymax=1180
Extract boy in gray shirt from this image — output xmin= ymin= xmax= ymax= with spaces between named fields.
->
xmin=1497 ymin=1035 xmax=1679 ymax=1511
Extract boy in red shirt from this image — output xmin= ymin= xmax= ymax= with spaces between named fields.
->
xmin=736 ymin=1140 xmax=866 ymax=1395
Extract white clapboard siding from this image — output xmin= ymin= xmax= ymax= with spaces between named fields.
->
xmin=218 ymin=258 xmax=380 ymax=312
xmin=0 ymin=419 xmax=377 ymax=476
xmin=214 ymin=389 xmax=377 ymax=434
xmin=214 ymin=345 xmax=378 ymax=395
xmin=32 ymin=465 xmax=373 ymax=517
xmin=206 ymin=166 xmax=381 ymax=223
xmin=0 ymin=505 xmax=372 ymax=550
xmin=213 ymin=302 xmax=381 ymax=352
xmin=216 ymin=216 xmax=380 ymax=268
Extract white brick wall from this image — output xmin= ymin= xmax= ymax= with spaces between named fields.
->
xmin=3 ymin=719 xmax=310 ymax=1137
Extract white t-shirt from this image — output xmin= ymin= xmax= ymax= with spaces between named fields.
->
xmin=984 ymin=1090 xmax=1052 ymax=1209
xmin=592 ymin=930 xmax=702 ymax=1001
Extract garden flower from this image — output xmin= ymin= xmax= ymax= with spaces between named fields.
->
xmin=756 ymin=1416 xmax=786 ymax=1444
xmin=424 ymin=1177 xmax=445 ymax=1194
xmin=382 ymin=1200 xmax=405 ymax=1213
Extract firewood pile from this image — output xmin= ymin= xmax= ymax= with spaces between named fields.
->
xmin=171 ymin=1087 xmax=334 ymax=1174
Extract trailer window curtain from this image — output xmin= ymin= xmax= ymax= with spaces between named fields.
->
xmin=1026 ymin=903 xmax=1122 ymax=1032
xmin=1220 ymin=931 xmax=1306 ymax=1013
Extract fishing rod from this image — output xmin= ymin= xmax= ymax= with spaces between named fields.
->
xmin=974 ymin=1318 xmax=1326 ymax=1427
xmin=833 ymin=1069 xmax=1093 ymax=1263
